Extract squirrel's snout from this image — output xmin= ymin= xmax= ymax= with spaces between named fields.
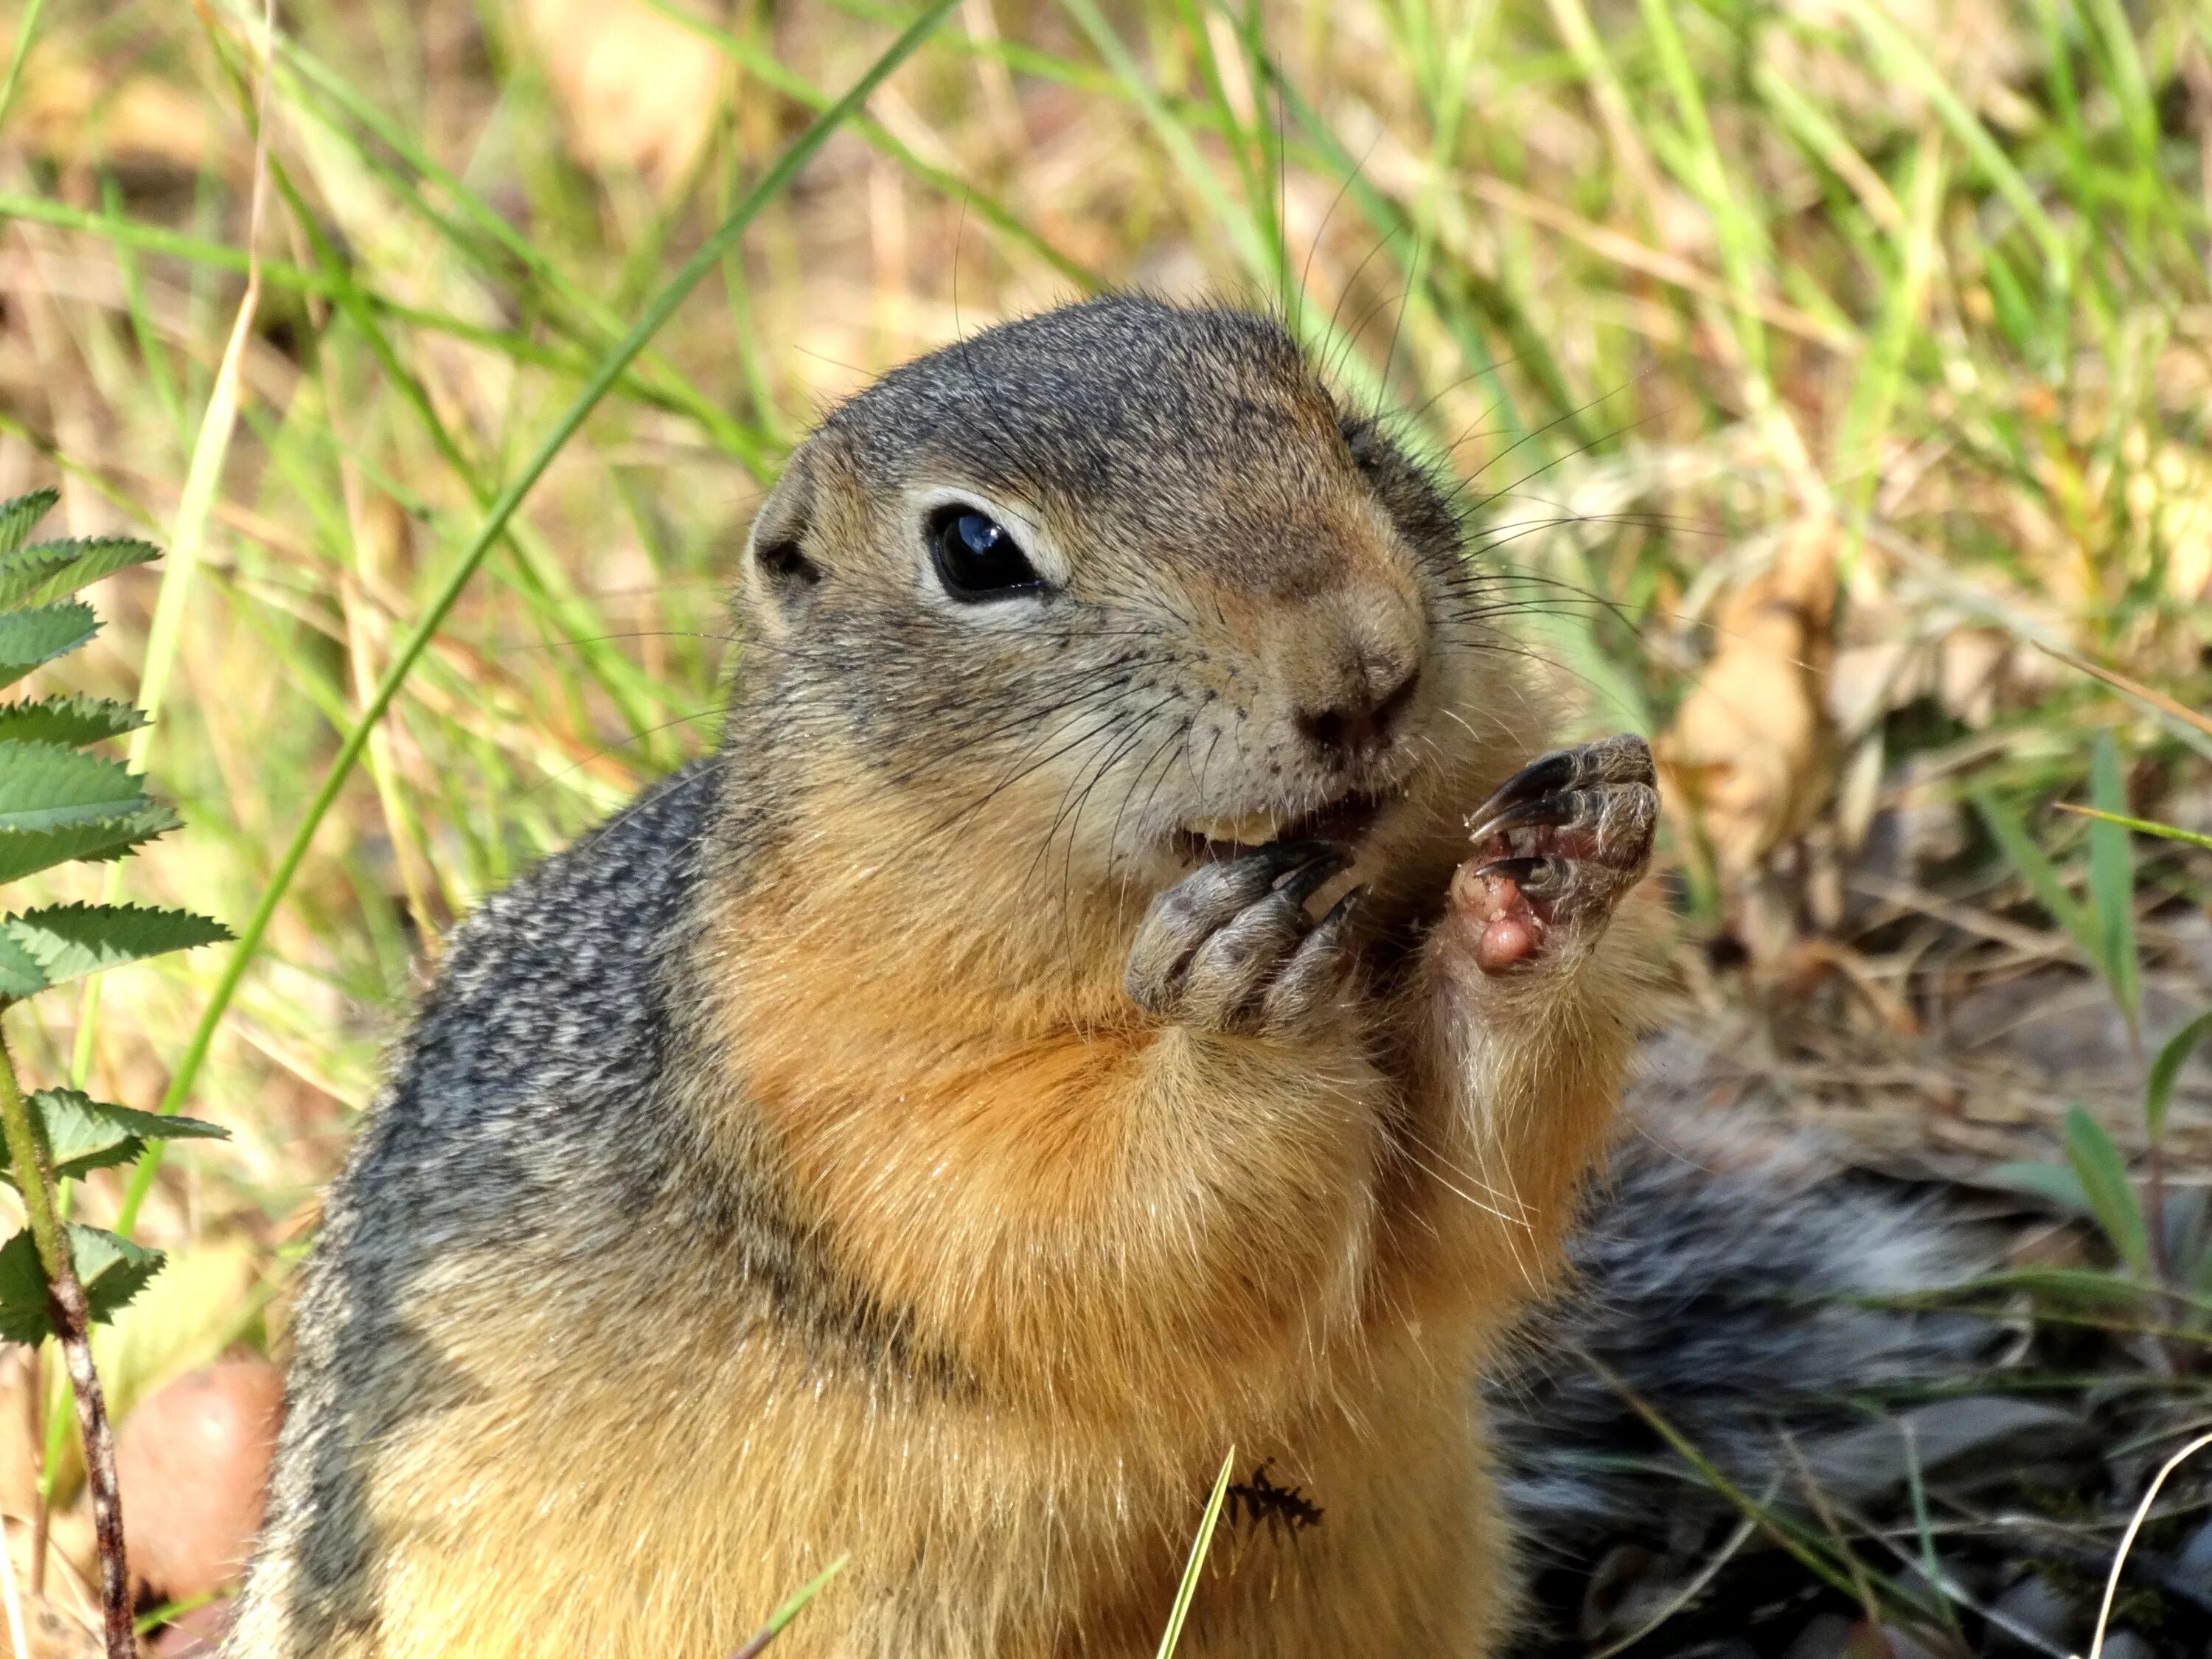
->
xmin=1295 ymin=655 xmax=1421 ymax=770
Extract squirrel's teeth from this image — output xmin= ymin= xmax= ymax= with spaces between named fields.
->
xmin=1182 ymin=810 xmax=1281 ymax=846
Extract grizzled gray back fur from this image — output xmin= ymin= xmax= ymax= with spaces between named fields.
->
xmin=246 ymin=762 xmax=727 ymax=1649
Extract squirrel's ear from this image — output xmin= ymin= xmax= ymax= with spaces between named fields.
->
xmin=740 ymin=448 xmax=825 ymax=639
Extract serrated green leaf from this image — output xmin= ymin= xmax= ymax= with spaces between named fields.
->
xmin=1 ymin=903 xmax=230 ymax=989
xmin=0 ymin=538 xmax=161 ymax=609
xmin=0 ymin=1224 xmax=165 ymax=1345
xmin=2062 ymin=1105 xmax=2150 ymax=1277
xmin=1974 ymin=792 xmax=2098 ymax=969
xmin=2147 ymin=1010 xmax=2212 ymax=1145
xmin=0 ymin=1087 xmax=227 ymax=1186
xmin=0 ymin=695 xmax=146 ymax=748
xmin=2087 ymin=734 xmax=2138 ymax=1018
xmin=0 ymin=743 xmax=150 ymax=832
xmin=0 ymin=807 xmax=177 ymax=886
xmin=0 ymin=490 xmax=58 ymax=559
xmin=0 ymin=928 xmax=46 ymax=999
xmin=0 ymin=603 xmax=97 ymax=692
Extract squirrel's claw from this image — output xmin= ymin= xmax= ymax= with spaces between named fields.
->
xmin=1453 ymin=736 xmax=1656 ymax=976
xmin=1258 ymin=886 xmax=1363 ymax=1034
xmin=1127 ymin=844 xmax=1357 ymax=1034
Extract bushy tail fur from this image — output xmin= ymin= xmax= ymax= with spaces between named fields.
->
xmin=1493 ymin=1114 xmax=1995 ymax=1563
xmin=1489 ymin=1110 xmax=2072 ymax=1657
xmin=1492 ymin=1105 xmax=2212 ymax=1659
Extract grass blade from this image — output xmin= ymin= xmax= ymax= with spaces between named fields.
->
xmin=2086 ymin=733 xmax=2138 ymax=1023
xmin=1830 ymin=0 xmax=2066 ymax=274
xmin=2033 ymin=641 xmax=2212 ymax=747
xmin=1158 ymin=1447 xmax=1236 ymax=1658
xmin=114 ymin=0 xmax=965 ymax=1233
xmin=2146 ymin=1011 xmax=2212 ymax=1145
xmin=2062 ymin=1105 xmax=2150 ymax=1278
xmin=644 ymin=0 xmax=1102 ymax=291
xmin=2053 ymin=804 xmax=2212 ymax=853
xmin=730 ymin=1556 xmax=846 ymax=1658
xmin=1972 ymin=790 xmax=2096 ymax=967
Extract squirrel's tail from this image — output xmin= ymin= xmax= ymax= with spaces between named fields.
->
xmin=1484 ymin=1110 xmax=2180 ymax=1658
xmin=1492 ymin=1116 xmax=1996 ymax=1562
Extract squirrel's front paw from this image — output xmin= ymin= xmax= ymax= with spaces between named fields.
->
xmin=1126 ymin=843 xmax=1360 ymax=1034
xmin=1451 ymin=735 xmax=1656 ymax=975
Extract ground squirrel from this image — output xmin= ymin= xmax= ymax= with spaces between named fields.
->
xmin=225 ymin=293 xmax=1675 ymax=1658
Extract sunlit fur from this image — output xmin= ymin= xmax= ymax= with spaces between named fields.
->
xmin=226 ymin=296 xmax=1649 ymax=1659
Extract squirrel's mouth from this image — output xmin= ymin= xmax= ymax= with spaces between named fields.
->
xmin=1172 ymin=790 xmax=1395 ymax=864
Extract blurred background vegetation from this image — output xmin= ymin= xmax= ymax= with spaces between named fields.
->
xmin=0 ymin=0 xmax=2207 ymax=1648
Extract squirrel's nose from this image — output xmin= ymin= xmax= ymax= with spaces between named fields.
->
xmin=1296 ymin=656 xmax=1421 ymax=769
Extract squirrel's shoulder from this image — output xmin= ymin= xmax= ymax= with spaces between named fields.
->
xmin=341 ymin=758 xmax=726 ymax=1194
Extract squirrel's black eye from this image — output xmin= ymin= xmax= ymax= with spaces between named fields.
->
xmin=928 ymin=506 xmax=1043 ymax=602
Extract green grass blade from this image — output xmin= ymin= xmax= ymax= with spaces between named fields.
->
xmin=248 ymin=15 xmax=774 ymax=469
xmin=115 ymin=0 xmax=967 ymax=1234
xmin=1986 ymin=1159 xmax=2092 ymax=1215
xmin=2062 ymin=1105 xmax=2150 ymax=1277
xmin=1058 ymin=0 xmax=1263 ymax=274
xmin=2146 ymin=1011 xmax=2212 ymax=1146
xmin=2054 ymin=804 xmax=2212 ymax=852
xmin=1832 ymin=0 xmax=2066 ymax=274
xmin=0 ymin=192 xmax=720 ymax=442
xmin=1972 ymin=790 xmax=2096 ymax=967
xmin=2080 ymin=0 xmax=2159 ymax=174
xmin=1158 ymin=1447 xmax=1236 ymax=1658
xmin=1263 ymin=66 xmax=1571 ymax=444
xmin=731 ymin=1557 xmax=848 ymax=1658
xmin=644 ymin=0 xmax=1102 ymax=291
xmin=2086 ymin=733 xmax=2138 ymax=1021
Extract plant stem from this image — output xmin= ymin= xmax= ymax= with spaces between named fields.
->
xmin=0 ymin=1024 xmax=131 ymax=1656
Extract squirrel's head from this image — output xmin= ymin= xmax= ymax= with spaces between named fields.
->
xmin=730 ymin=295 xmax=1538 ymax=936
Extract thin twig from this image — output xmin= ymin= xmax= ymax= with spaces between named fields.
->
xmin=0 ymin=1028 xmax=131 ymax=1657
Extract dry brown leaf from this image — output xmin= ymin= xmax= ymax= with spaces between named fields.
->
xmin=1658 ymin=517 xmax=1840 ymax=880
xmin=521 ymin=0 xmax=726 ymax=192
